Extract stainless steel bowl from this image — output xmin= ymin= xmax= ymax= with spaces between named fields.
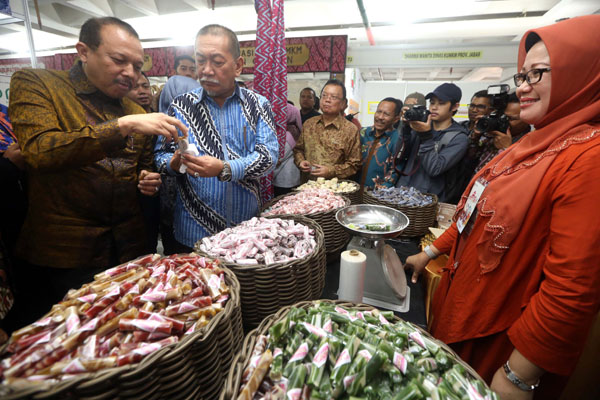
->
xmin=335 ymin=204 xmax=410 ymax=239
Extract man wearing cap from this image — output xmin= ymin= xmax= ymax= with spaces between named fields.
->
xmin=395 ymin=83 xmax=468 ymax=202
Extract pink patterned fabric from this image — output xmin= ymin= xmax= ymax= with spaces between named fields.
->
xmin=254 ymin=0 xmax=287 ymax=204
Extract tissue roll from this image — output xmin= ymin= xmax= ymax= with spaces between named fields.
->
xmin=338 ymin=250 xmax=367 ymax=303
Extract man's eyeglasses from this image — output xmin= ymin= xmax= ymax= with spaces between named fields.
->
xmin=321 ymin=93 xmax=342 ymax=101
xmin=513 ymin=68 xmax=551 ymax=87
xmin=468 ymin=104 xmax=489 ymax=111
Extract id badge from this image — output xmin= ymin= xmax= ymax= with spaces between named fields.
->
xmin=456 ymin=178 xmax=488 ymax=234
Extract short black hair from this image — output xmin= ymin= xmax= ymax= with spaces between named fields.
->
xmin=472 ymin=90 xmax=492 ymax=101
xmin=301 ymin=87 xmax=317 ymax=101
xmin=508 ymin=92 xmax=519 ymax=103
xmin=381 ymin=97 xmax=403 ymax=116
xmin=196 ymin=24 xmax=240 ymax=59
xmin=322 ymin=79 xmax=346 ymax=100
xmin=174 ymin=55 xmax=195 ymax=70
xmin=79 ymin=17 xmax=139 ymax=50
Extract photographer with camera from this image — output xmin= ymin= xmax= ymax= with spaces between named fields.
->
xmin=463 ymin=90 xmax=493 ymax=133
xmin=470 ymin=85 xmax=532 ymax=174
xmin=395 ymin=83 xmax=469 ymax=203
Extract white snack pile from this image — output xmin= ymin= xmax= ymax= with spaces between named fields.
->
xmin=296 ymin=177 xmax=357 ymax=193
xmin=263 ymin=189 xmax=346 ymax=215
xmin=197 ymin=217 xmax=317 ymax=265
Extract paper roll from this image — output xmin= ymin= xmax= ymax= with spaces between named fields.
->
xmin=338 ymin=249 xmax=367 ymax=303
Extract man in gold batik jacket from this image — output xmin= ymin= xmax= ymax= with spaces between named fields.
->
xmin=293 ymin=79 xmax=361 ymax=181
xmin=7 ymin=17 xmax=186 ymax=328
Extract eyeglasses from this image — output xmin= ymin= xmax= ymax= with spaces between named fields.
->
xmin=321 ymin=93 xmax=342 ymax=101
xmin=513 ymin=68 xmax=551 ymax=87
xmin=468 ymin=104 xmax=489 ymax=111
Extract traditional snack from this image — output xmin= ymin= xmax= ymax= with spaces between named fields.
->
xmin=262 ymin=189 xmax=346 ymax=215
xmin=197 ymin=217 xmax=316 ymax=265
xmin=0 ymin=253 xmax=229 ymax=385
xmin=346 ymin=223 xmax=391 ymax=232
xmin=370 ymin=187 xmax=434 ymax=207
xmin=236 ymin=302 xmax=498 ymax=400
xmin=296 ymin=178 xmax=358 ymax=194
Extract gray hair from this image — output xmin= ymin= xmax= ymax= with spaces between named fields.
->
xmin=195 ymin=24 xmax=240 ymax=59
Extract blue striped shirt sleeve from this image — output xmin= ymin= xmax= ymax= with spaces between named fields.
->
xmin=229 ymin=98 xmax=279 ymax=181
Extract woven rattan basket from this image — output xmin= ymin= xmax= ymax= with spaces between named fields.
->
xmin=363 ymin=191 xmax=438 ymax=237
xmin=0 ymin=268 xmax=243 ymax=400
xmin=293 ymin=179 xmax=362 ymax=205
xmin=262 ymin=194 xmax=351 ymax=254
xmin=219 ymin=299 xmax=491 ymax=400
xmin=194 ymin=215 xmax=326 ymax=330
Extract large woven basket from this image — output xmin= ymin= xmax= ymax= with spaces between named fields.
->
xmin=194 ymin=215 xmax=326 ymax=330
xmin=262 ymin=194 xmax=351 ymax=255
xmin=0 ymin=268 xmax=243 ymax=400
xmin=363 ymin=191 xmax=438 ymax=237
xmin=293 ymin=179 xmax=362 ymax=205
xmin=220 ymin=299 xmax=490 ymax=400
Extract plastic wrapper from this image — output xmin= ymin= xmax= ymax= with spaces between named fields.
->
xmin=262 ymin=188 xmax=346 ymax=215
xmin=236 ymin=303 xmax=498 ymax=400
xmin=1 ymin=253 xmax=229 ymax=384
xmin=198 ymin=217 xmax=316 ymax=266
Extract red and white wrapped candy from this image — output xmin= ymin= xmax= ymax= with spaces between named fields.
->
xmin=0 ymin=253 xmax=229 ymax=383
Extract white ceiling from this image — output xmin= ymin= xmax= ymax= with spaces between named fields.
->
xmin=1 ymin=0 xmax=598 ymax=81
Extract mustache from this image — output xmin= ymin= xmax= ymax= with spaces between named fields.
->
xmin=200 ymin=77 xmax=220 ymax=85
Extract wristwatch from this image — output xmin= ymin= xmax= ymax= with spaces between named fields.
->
xmin=218 ymin=162 xmax=232 ymax=182
xmin=503 ymin=361 xmax=539 ymax=391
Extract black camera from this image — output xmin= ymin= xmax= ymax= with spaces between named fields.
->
xmin=476 ymin=112 xmax=510 ymax=133
xmin=475 ymin=84 xmax=511 ymax=134
xmin=404 ymin=105 xmax=430 ymax=122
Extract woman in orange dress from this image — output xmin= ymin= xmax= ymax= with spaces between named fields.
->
xmin=405 ymin=15 xmax=600 ymax=399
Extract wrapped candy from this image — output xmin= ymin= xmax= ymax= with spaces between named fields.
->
xmin=262 ymin=189 xmax=345 ymax=216
xmin=0 ymin=254 xmax=229 ymax=383
xmin=198 ymin=217 xmax=317 ymax=266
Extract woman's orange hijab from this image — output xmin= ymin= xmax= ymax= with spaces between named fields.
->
xmin=455 ymin=15 xmax=600 ymax=273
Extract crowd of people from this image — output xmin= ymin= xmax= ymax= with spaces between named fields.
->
xmin=0 ymin=13 xmax=598 ymax=400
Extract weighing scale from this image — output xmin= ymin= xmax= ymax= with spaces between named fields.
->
xmin=336 ymin=205 xmax=411 ymax=312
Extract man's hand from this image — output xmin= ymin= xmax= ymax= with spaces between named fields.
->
xmin=310 ymin=164 xmax=331 ymax=178
xmin=118 ymin=113 xmax=189 ymax=143
xmin=492 ymin=129 xmax=513 ymax=150
xmin=408 ymin=114 xmax=432 ymax=133
xmin=299 ymin=160 xmax=311 ymax=173
xmin=138 ymin=170 xmax=161 ymax=196
xmin=169 ymin=150 xmax=183 ymax=172
xmin=404 ymin=251 xmax=432 ymax=283
xmin=2 ymin=143 xmax=26 ymax=170
xmin=182 ymin=154 xmax=224 ymax=178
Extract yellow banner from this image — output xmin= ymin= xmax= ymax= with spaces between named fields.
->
xmin=241 ymin=44 xmax=310 ymax=68
xmin=403 ymin=50 xmax=483 ymax=60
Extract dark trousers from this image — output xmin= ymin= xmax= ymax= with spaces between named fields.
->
xmin=172 ymin=241 xmax=194 ymax=255
xmin=273 ymin=186 xmax=294 ymax=197
xmin=2 ymin=260 xmax=108 ymax=334
xmin=139 ymin=194 xmax=160 ymax=254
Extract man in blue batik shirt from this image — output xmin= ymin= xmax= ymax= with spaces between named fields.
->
xmin=155 ymin=24 xmax=278 ymax=250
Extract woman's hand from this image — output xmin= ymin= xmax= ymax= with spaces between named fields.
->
xmin=491 ymin=367 xmax=534 ymax=400
xmin=404 ymin=251 xmax=431 ymax=283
